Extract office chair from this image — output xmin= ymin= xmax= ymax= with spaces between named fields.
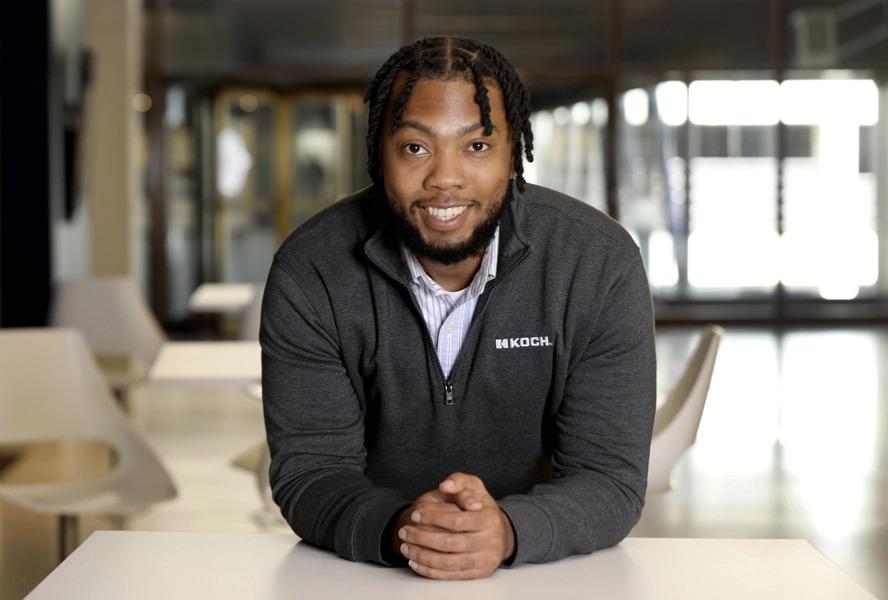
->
xmin=647 ymin=325 xmax=724 ymax=494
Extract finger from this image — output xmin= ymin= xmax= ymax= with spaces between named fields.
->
xmin=439 ymin=472 xmax=485 ymax=496
xmin=439 ymin=473 xmax=494 ymax=507
xmin=412 ymin=506 xmax=488 ymax=532
xmin=415 ymin=489 xmax=454 ymax=505
xmin=408 ymin=559 xmax=489 ymax=581
xmin=399 ymin=525 xmax=476 ymax=553
xmin=452 ymin=488 xmax=486 ymax=511
xmin=400 ymin=543 xmax=484 ymax=575
xmin=408 ymin=500 xmax=461 ymax=526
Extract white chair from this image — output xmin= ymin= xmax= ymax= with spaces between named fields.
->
xmin=50 ymin=277 xmax=166 ymax=392
xmin=0 ymin=328 xmax=177 ymax=560
xmin=239 ymin=286 xmax=263 ymax=341
xmin=230 ymin=384 xmax=281 ymax=526
xmin=647 ymin=325 xmax=724 ymax=494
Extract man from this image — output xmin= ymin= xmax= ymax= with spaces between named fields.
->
xmin=260 ymin=36 xmax=656 ymax=581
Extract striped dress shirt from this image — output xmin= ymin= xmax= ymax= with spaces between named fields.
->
xmin=400 ymin=226 xmax=499 ymax=378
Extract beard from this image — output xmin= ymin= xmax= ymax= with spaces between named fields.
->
xmin=385 ymin=185 xmax=511 ymax=266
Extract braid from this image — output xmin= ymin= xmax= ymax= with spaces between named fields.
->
xmin=389 ymin=70 xmax=421 ymax=136
xmin=479 ymin=45 xmax=534 ymax=191
xmin=364 ymin=37 xmax=534 ymax=192
xmin=365 ymin=48 xmax=413 ymax=187
xmin=467 ymin=56 xmax=494 ymax=136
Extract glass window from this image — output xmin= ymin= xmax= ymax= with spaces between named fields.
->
xmin=780 ymin=76 xmax=879 ymax=300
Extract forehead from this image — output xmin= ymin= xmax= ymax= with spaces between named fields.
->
xmin=386 ymin=75 xmax=507 ymax=127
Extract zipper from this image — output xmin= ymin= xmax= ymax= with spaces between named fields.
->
xmin=364 ymin=251 xmax=452 ymax=401
xmin=365 ymin=244 xmax=529 ymax=406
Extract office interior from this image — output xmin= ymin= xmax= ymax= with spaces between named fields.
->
xmin=1 ymin=0 xmax=887 ymax=598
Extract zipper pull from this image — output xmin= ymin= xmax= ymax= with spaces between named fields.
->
xmin=444 ymin=382 xmax=454 ymax=406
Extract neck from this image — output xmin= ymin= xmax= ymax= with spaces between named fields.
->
xmin=418 ymin=253 xmax=483 ymax=292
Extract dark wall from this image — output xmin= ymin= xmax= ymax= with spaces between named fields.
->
xmin=0 ymin=0 xmax=52 ymax=327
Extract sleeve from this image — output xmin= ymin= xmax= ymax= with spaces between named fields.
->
xmin=260 ymin=258 xmax=411 ymax=564
xmin=497 ymin=251 xmax=657 ymax=565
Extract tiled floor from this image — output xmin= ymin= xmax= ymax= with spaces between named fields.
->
xmin=634 ymin=326 xmax=888 ymax=598
xmin=2 ymin=326 xmax=886 ymax=598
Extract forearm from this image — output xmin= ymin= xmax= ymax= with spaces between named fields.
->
xmin=261 ymin=259 xmax=409 ymax=564
xmin=498 ymin=467 xmax=646 ymax=564
xmin=499 ymin=252 xmax=656 ymax=565
xmin=269 ymin=459 xmax=408 ymax=563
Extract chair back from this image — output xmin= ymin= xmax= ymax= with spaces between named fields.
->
xmin=0 ymin=328 xmax=176 ymax=513
xmin=239 ymin=285 xmax=264 ymax=341
xmin=648 ymin=325 xmax=723 ymax=494
xmin=50 ymin=277 xmax=165 ymax=364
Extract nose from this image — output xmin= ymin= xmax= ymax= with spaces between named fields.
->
xmin=424 ymin=149 xmax=465 ymax=192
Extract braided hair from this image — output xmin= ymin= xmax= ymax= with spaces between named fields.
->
xmin=364 ymin=37 xmax=534 ymax=192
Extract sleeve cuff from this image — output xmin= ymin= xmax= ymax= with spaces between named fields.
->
xmin=497 ymin=496 xmax=555 ymax=565
xmin=335 ymin=493 xmax=411 ymax=565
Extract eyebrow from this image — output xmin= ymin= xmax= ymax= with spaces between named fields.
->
xmin=393 ymin=120 xmax=496 ymax=137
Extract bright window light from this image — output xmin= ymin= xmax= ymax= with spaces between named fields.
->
xmin=591 ymin=98 xmax=608 ymax=127
xmin=689 ymin=230 xmax=781 ymax=288
xmin=553 ymin=106 xmax=571 ymax=126
xmin=217 ymin=127 xmax=253 ymax=198
xmin=622 ymin=88 xmax=649 ymax=126
xmin=648 ymin=231 xmax=679 ymax=287
xmin=532 ymin=111 xmax=554 ymax=146
xmin=688 ymin=158 xmax=778 ymax=288
xmin=571 ymin=101 xmax=592 ymax=125
xmin=689 ymin=80 xmax=780 ymax=125
xmin=655 ymin=81 xmax=687 ymax=126
xmin=780 ymin=79 xmax=878 ymax=125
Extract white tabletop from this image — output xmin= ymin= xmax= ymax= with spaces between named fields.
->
xmin=188 ymin=284 xmax=256 ymax=313
xmin=26 ymin=532 xmax=874 ymax=599
xmin=148 ymin=341 xmax=261 ymax=383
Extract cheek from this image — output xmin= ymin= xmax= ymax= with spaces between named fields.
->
xmin=466 ymin=160 xmax=511 ymax=193
xmin=383 ymin=164 xmax=421 ymax=201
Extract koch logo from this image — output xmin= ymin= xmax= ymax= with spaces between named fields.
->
xmin=495 ymin=336 xmax=551 ymax=349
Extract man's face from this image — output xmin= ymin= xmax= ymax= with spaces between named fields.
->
xmin=381 ymin=75 xmax=514 ymax=265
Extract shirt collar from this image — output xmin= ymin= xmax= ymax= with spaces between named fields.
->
xmin=400 ymin=225 xmax=499 ymax=298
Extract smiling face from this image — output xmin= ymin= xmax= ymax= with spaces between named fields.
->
xmin=381 ymin=75 xmax=514 ymax=266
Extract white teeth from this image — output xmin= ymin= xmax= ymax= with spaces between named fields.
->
xmin=425 ymin=206 xmax=467 ymax=221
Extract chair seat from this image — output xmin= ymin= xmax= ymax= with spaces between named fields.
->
xmin=0 ymin=329 xmax=177 ymax=517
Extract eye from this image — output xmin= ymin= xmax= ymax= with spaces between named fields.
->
xmin=469 ymin=141 xmax=490 ymax=152
xmin=403 ymin=143 xmax=428 ymax=156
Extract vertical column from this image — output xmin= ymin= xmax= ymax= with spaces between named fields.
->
xmin=83 ymin=0 xmax=143 ymax=283
xmin=877 ymin=81 xmax=888 ymax=296
xmin=604 ymin=0 xmax=622 ymax=221
xmin=772 ymin=0 xmax=787 ymax=321
xmin=0 ymin=0 xmax=52 ymax=326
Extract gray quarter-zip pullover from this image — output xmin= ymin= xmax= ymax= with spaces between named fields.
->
xmin=260 ymin=182 xmax=656 ymax=566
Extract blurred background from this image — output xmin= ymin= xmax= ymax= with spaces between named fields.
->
xmin=1 ymin=0 xmax=887 ymax=598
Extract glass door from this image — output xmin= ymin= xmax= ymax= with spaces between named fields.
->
xmin=214 ymin=90 xmax=279 ymax=286
xmin=212 ymin=89 xmax=369 ymax=286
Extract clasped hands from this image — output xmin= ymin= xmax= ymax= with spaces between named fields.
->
xmin=392 ymin=472 xmax=515 ymax=580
